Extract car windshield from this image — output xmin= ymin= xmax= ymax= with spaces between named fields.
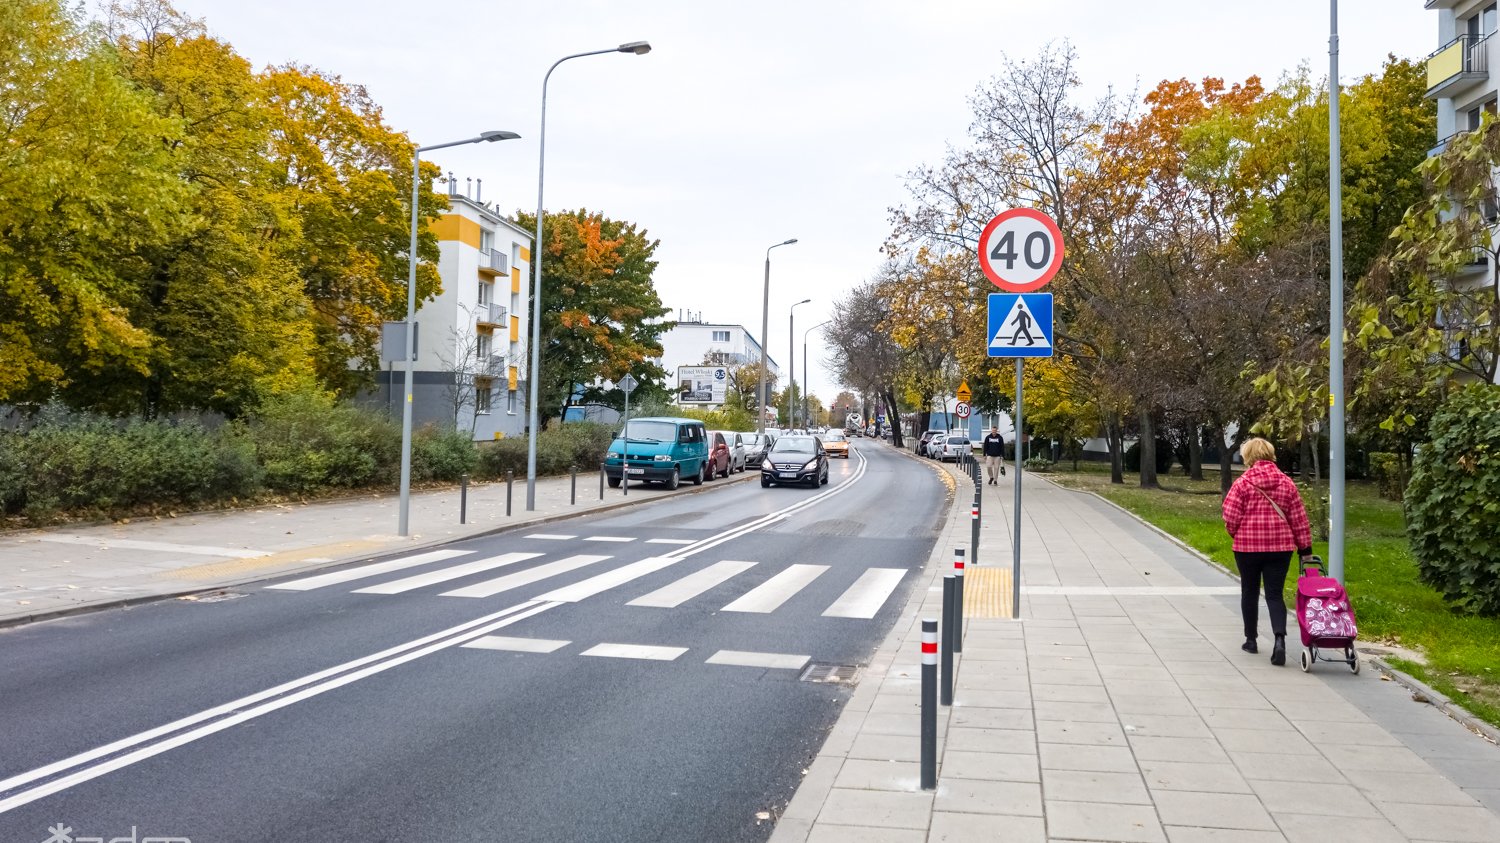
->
xmin=619 ymin=420 xmax=678 ymax=443
xmin=947 ymin=437 xmax=968 ymax=445
xmin=825 ymin=431 xmax=846 ymax=441
xmin=771 ymin=436 xmax=816 ymax=454
xmin=745 ymin=434 xmax=765 ymax=446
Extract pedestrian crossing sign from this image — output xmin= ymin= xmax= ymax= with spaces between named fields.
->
xmin=987 ymin=293 xmax=1053 ymax=358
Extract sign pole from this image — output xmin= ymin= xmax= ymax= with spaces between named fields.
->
xmin=1013 ymin=359 xmax=1023 ymax=619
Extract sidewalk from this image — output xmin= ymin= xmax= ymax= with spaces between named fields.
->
xmin=1 ymin=469 xmax=754 ymax=626
xmin=773 ymin=459 xmax=1500 ymax=843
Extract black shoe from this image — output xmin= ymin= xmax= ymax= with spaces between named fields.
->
xmin=1271 ymin=636 xmax=1286 ymax=666
xmin=1241 ymin=638 xmax=1258 ymax=654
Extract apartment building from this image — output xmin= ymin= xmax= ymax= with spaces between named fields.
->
xmin=369 ymin=188 xmax=532 ymax=440
xmin=655 ymin=317 xmax=779 ymax=408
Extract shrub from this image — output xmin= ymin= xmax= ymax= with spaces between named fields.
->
xmin=476 ymin=422 xmax=614 ymax=480
xmin=1123 ymin=439 xmax=1173 ymax=475
xmin=1023 ymin=455 xmax=1052 ymax=473
xmin=1406 ymin=385 xmax=1500 ymax=616
xmin=236 ymin=391 xmax=400 ymax=493
xmin=412 ymin=426 xmax=479 ymax=482
xmin=1368 ymin=452 xmax=1408 ymax=501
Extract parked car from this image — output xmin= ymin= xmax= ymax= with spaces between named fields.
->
xmin=924 ymin=433 xmax=949 ymax=459
xmin=712 ymin=430 xmax=747 ymax=473
xmin=916 ymin=428 xmax=946 ymax=454
xmin=706 ymin=431 xmax=732 ymax=478
xmin=823 ymin=429 xmax=850 ymax=459
xmin=603 ymin=417 xmax=711 ymax=489
xmin=743 ymin=432 xmax=776 ymax=468
xmin=761 ymin=435 xmax=830 ymax=488
xmin=937 ymin=434 xmax=972 ymax=462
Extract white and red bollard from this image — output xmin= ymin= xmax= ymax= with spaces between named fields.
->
xmin=953 ymin=547 xmax=966 ymax=654
xmin=921 ymin=617 xmax=938 ymax=791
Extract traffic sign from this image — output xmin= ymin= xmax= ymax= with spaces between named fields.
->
xmin=620 ymin=373 xmax=638 ymax=393
xmin=955 ymin=381 xmax=972 ymax=403
xmin=955 ymin=401 xmax=971 ymax=419
xmin=987 ymin=293 xmax=1054 ymax=358
xmin=978 ymin=209 xmax=1065 ymax=292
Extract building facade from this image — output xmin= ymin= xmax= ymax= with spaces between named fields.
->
xmin=654 ymin=319 xmax=780 ymax=408
xmin=369 ymin=190 xmax=532 ymax=440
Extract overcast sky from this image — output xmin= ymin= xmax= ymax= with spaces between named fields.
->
xmin=162 ymin=0 xmax=1431 ymax=405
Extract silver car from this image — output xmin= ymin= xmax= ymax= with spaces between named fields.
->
xmin=712 ymin=430 xmax=748 ymax=473
xmin=742 ymin=432 xmax=775 ymax=468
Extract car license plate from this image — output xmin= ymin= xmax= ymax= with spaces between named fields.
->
xmin=779 ymin=472 xmax=797 ymax=479
xmin=626 ymin=468 xmax=645 ymax=475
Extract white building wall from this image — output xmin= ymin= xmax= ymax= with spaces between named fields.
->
xmin=656 ymin=321 xmax=780 ymax=395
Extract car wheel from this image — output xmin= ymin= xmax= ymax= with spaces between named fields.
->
xmin=607 ymin=476 xmax=622 ymax=489
xmin=761 ymin=477 xmax=771 ymax=488
xmin=693 ymin=461 xmax=706 ymax=486
xmin=820 ymin=467 xmax=829 ymax=485
xmin=665 ymin=467 xmax=680 ymax=490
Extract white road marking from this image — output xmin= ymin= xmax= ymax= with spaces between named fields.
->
xmin=440 ymin=554 xmax=611 ymax=598
xmin=267 ymin=549 xmax=475 ymax=591
xmin=706 ymin=650 xmax=809 ymax=670
xmin=583 ymin=536 xmax=636 ymax=543
xmin=535 ymin=557 xmax=680 ymax=603
xmin=645 ymin=538 xmax=695 ymax=545
xmin=1025 ymin=586 xmax=1241 ymax=596
xmin=352 ymin=552 xmax=542 ymax=595
xmin=822 ymin=568 xmax=907 ymax=619
xmin=39 ymin=535 xmax=269 ymax=559
xmin=627 ymin=561 xmax=756 ymax=608
xmin=461 ymin=635 xmax=570 ymax=653
xmin=580 ymin=643 xmax=688 ymax=661
xmin=525 ymin=534 xmax=576 ymax=541
xmin=722 ymin=564 xmax=829 ymax=613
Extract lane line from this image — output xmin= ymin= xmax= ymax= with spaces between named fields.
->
xmin=644 ymin=538 xmax=694 ymax=545
xmin=525 ymin=534 xmax=576 ymax=541
xmin=440 ymin=555 xmax=611 ymax=599
xmin=582 ymin=536 xmax=636 ymax=543
xmin=580 ymin=643 xmax=688 ymax=661
xmin=822 ymin=568 xmax=907 ymax=619
xmin=534 ymin=556 xmax=680 ymax=603
xmin=626 ymin=561 xmax=756 ymax=608
xmin=706 ymin=650 xmax=809 ymax=670
xmin=266 ymin=549 xmax=475 ymax=591
xmin=722 ymin=564 xmax=829 ymax=614
xmin=352 ymin=552 xmax=542 ymax=595
xmin=461 ymin=635 xmax=570 ymax=653
xmin=38 ymin=535 xmax=270 ymax=559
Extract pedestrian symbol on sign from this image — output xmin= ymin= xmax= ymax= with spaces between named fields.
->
xmin=987 ymin=293 xmax=1053 ymax=358
xmin=1008 ymin=302 xmax=1037 ymax=346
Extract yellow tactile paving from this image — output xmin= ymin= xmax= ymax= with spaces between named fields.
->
xmin=158 ymin=540 xmax=388 ymax=581
xmin=963 ymin=566 xmax=1013 ymax=619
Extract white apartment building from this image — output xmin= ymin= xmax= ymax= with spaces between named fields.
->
xmin=655 ymin=318 xmax=780 ymax=407
xmin=369 ymin=188 xmax=531 ymax=440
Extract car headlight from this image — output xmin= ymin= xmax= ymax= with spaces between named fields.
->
xmin=654 ymin=454 xmax=672 ymax=462
xmin=606 ymin=451 xmax=620 ymax=459
xmin=802 ymin=459 xmax=818 ymax=471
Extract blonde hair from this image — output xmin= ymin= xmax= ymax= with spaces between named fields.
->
xmin=1240 ymin=437 xmax=1276 ymax=466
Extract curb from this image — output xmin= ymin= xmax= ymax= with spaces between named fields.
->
xmin=0 ymin=470 xmax=756 ymax=631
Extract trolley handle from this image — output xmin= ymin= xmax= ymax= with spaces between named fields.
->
xmin=1301 ymin=554 xmax=1325 ymax=578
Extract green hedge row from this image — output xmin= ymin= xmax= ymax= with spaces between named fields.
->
xmin=0 ymin=395 xmax=614 ymax=521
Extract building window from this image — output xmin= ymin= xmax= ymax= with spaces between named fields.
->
xmin=478 ymin=282 xmax=491 ymax=306
xmin=476 ymin=382 xmax=492 ymax=414
xmin=480 ymin=229 xmax=494 ymax=254
xmin=508 ymin=389 xmax=518 ymax=413
xmin=478 ymin=333 xmax=492 ymax=360
xmin=711 ymin=330 xmax=730 ymax=342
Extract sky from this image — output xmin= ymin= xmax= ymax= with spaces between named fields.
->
xmin=158 ymin=0 xmax=1432 ymax=407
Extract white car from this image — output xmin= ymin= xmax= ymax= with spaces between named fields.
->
xmin=937 ymin=435 xmax=972 ymax=462
xmin=743 ymin=432 xmax=775 ymax=468
xmin=712 ymin=430 xmax=747 ymax=473
xmin=925 ymin=433 xmax=948 ymax=459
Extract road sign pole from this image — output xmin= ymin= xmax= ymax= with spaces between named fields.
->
xmin=1013 ymin=359 xmax=1023 ymax=620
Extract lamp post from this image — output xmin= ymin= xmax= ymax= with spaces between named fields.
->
xmin=788 ymin=299 xmax=811 ymax=429
xmin=398 ymin=129 xmax=521 ymax=538
xmin=758 ymin=239 xmax=798 ymax=435
xmin=804 ymin=319 xmax=831 ymax=429
xmin=525 ymin=41 xmax=651 ymax=512
xmin=1327 ymin=0 xmax=1347 ymax=583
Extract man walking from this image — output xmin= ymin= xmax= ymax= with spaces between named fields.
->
xmin=982 ymin=425 xmax=1006 ymax=485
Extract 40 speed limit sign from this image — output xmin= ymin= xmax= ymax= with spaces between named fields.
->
xmin=978 ymin=208 xmax=1064 ymax=292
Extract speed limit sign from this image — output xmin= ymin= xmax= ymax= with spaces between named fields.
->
xmin=978 ymin=208 xmax=1065 ymax=292
xmin=955 ymin=401 xmax=971 ymax=419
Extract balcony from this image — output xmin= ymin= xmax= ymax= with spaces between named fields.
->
xmin=1427 ymin=33 xmax=1490 ymax=98
xmin=479 ymin=248 xmax=508 ymax=276
xmin=483 ymin=354 xmax=507 ymax=378
xmin=476 ymin=302 xmax=507 ymax=327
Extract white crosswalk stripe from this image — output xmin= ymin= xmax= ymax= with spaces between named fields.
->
xmin=525 ymin=534 xmax=576 ymax=541
xmin=822 ymin=568 xmax=907 ymax=619
xmin=627 ymin=561 xmax=755 ymax=608
xmin=353 ymin=552 xmax=542 ymax=595
xmin=580 ymin=643 xmax=687 ymax=661
xmin=440 ymin=554 xmax=611 ymax=599
xmin=535 ymin=556 xmax=680 ymax=603
xmin=644 ymin=538 xmax=694 ymax=545
xmin=461 ymin=636 xmax=570 ymax=653
xmin=722 ymin=564 xmax=828 ymax=613
xmin=705 ymin=650 xmax=808 ymax=670
xmin=267 ymin=549 xmax=474 ymax=591
xmin=583 ymin=536 xmax=635 ymax=543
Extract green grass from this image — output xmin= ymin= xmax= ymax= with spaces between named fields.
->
xmin=1047 ymin=463 xmax=1500 ymax=728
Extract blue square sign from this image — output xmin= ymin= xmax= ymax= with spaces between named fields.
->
xmin=987 ymin=293 xmax=1053 ymax=358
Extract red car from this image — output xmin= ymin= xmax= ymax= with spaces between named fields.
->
xmin=706 ymin=431 xmax=732 ymax=479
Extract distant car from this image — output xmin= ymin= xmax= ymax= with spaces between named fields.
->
xmin=924 ymin=433 xmax=949 ymax=459
xmin=743 ymin=432 xmax=776 ymax=468
xmin=761 ymin=435 xmax=830 ymax=488
xmin=937 ymin=435 xmax=972 ymax=462
xmin=712 ymin=430 xmax=747 ymax=473
xmin=916 ymin=428 xmax=945 ymax=454
xmin=706 ymin=431 xmax=732 ymax=479
xmin=823 ymin=429 xmax=850 ymax=459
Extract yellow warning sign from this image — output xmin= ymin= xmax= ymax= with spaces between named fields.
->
xmin=956 ymin=381 xmax=972 ymax=403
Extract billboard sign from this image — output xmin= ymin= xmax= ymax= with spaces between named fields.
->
xmin=677 ymin=366 xmax=728 ymax=404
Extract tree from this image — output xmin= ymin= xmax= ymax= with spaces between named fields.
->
xmin=515 ymin=209 xmax=672 ymax=428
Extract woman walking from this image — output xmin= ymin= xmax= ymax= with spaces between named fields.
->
xmin=1221 ymin=437 xmax=1313 ymax=666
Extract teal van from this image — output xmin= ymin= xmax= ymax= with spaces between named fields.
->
xmin=603 ymin=417 xmax=710 ymax=490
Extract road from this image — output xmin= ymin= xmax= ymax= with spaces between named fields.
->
xmin=0 ymin=440 xmax=947 ymax=843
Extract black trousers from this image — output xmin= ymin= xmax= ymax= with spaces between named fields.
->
xmin=1233 ymin=550 xmax=1291 ymax=638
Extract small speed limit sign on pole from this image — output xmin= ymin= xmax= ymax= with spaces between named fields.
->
xmin=979 ymin=208 xmax=1065 ymax=292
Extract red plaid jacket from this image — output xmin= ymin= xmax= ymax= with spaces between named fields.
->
xmin=1222 ymin=460 xmax=1313 ymax=554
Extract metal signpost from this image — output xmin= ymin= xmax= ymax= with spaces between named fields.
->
xmin=979 ymin=209 xmax=1064 ymax=619
xmin=619 ymin=373 xmax=637 ymax=496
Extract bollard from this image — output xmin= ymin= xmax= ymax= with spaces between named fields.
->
xmin=505 ymin=471 xmax=514 ymax=517
xmin=942 ymin=571 xmax=955 ymax=706
xmin=460 ymin=473 xmax=469 ymax=525
xmin=599 ymin=462 xmax=605 ymax=500
xmin=920 ymin=617 xmax=938 ymax=791
xmin=971 ymin=499 xmax=980 ymax=568
xmin=954 ymin=547 xmax=966 ymax=654
xmin=570 ymin=465 xmax=577 ymax=506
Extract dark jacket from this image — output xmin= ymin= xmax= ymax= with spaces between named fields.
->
xmin=982 ymin=433 xmax=1005 ymax=457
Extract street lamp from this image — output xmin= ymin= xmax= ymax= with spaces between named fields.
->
xmin=788 ymin=299 xmax=811 ymax=429
xmin=398 ymin=129 xmax=521 ymax=538
xmin=525 ymin=41 xmax=651 ymax=512
xmin=758 ymin=239 xmax=798 ymax=435
xmin=804 ymin=319 xmax=831 ymax=429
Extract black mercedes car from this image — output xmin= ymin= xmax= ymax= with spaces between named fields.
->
xmin=760 ymin=435 xmax=829 ymax=488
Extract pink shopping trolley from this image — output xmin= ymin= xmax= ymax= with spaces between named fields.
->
xmin=1296 ymin=556 xmax=1359 ymax=673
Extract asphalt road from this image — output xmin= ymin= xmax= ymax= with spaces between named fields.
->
xmin=0 ymin=440 xmax=947 ymax=843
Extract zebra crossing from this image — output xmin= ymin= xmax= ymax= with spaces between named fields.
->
xmin=267 ymin=544 xmax=907 ymax=619
xmin=461 ymin=635 xmax=812 ymax=671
